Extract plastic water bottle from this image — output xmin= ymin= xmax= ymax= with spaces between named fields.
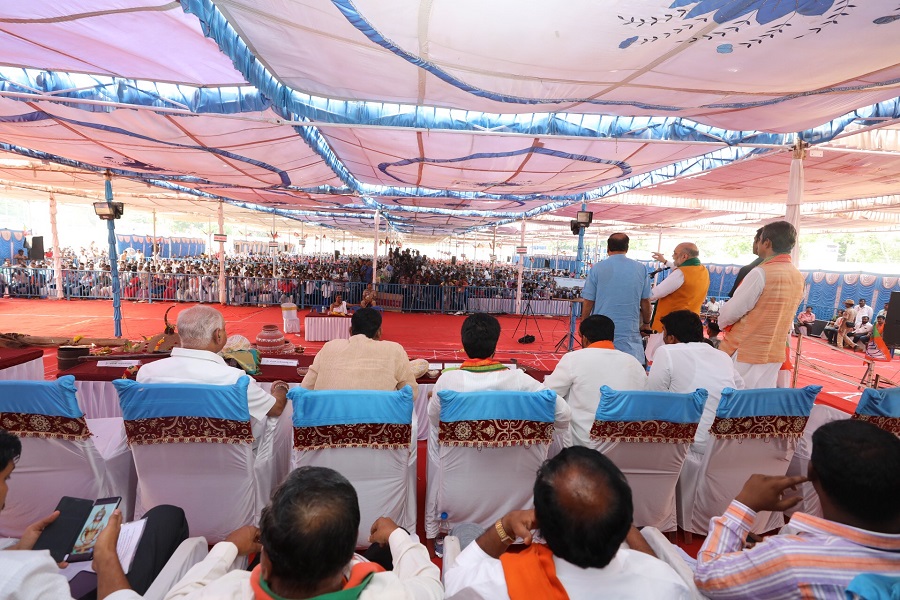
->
xmin=435 ymin=512 xmax=450 ymax=557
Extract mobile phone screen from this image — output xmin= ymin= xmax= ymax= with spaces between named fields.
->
xmin=68 ymin=497 xmax=120 ymax=559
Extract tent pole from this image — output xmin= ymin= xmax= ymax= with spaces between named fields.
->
xmin=104 ymin=171 xmax=122 ymax=337
xmin=787 ymin=138 xmax=806 ymax=266
xmin=569 ymin=203 xmax=587 ymax=350
xmin=49 ymin=191 xmax=63 ymax=300
xmin=372 ymin=209 xmax=379 ymax=285
xmin=218 ymin=201 xmax=226 ymax=305
xmin=515 ymin=220 xmax=525 ymax=314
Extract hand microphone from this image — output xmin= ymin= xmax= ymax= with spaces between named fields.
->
xmin=649 ymin=266 xmax=670 ymax=276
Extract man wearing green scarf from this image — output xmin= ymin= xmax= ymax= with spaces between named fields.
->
xmin=646 ymin=242 xmax=710 ymax=362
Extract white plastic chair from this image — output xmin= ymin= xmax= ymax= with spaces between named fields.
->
xmin=281 ymin=302 xmax=301 ymax=333
xmin=114 ymin=376 xmax=276 ymax=543
xmin=425 ymin=389 xmax=558 ymax=541
xmin=288 ymin=385 xmax=416 ymax=547
xmin=677 ymin=385 xmax=819 ymax=537
xmin=0 ymin=376 xmax=135 ymax=537
xmin=587 ymin=386 xmax=706 ymax=532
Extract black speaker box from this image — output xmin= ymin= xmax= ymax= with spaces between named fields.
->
xmin=29 ymin=236 xmax=44 ymax=260
xmin=882 ymin=291 xmax=900 ymax=347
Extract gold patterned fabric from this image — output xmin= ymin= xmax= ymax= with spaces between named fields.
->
xmin=852 ymin=414 xmax=900 ymax=436
xmin=124 ymin=416 xmax=254 ymax=445
xmin=0 ymin=412 xmax=91 ymax=441
xmin=710 ymin=415 xmax=807 ymax=439
xmin=293 ymin=423 xmax=412 ymax=451
xmin=590 ymin=419 xmax=698 ymax=443
xmin=439 ymin=419 xmax=553 ymax=448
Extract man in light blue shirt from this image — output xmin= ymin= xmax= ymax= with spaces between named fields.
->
xmin=582 ymin=233 xmax=652 ymax=364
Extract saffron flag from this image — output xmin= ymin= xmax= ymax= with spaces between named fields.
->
xmin=865 ymin=323 xmax=892 ymax=362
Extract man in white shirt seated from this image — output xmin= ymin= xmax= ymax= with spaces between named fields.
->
xmin=443 ymin=446 xmax=691 ymax=599
xmin=137 ymin=305 xmax=287 ymax=444
xmin=429 ymin=312 xmax=571 ymax=451
xmin=164 ymin=466 xmax=442 ymax=599
xmin=0 ymin=430 xmax=188 ymax=600
xmin=545 ymin=315 xmax=647 ymax=447
xmin=851 ymin=315 xmax=873 ymax=350
xmin=646 ymin=310 xmax=743 ymax=454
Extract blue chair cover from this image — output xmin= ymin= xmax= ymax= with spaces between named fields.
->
xmin=288 ymin=385 xmax=414 ymax=427
xmin=437 ymin=389 xmax=556 ymax=423
xmin=113 ymin=376 xmax=251 ymax=421
xmin=716 ymin=385 xmax=820 ymax=418
xmin=596 ymin=386 xmax=706 ymax=423
xmin=856 ymin=387 xmax=900 ymax=418
xmin=845 ymin=573 xmax=900 ymax=600
xmin=0 ymin=375 xmax=82 ymax=418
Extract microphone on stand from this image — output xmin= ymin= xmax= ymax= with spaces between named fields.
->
xmin=649 ymin=266 xmax=670 ymax=277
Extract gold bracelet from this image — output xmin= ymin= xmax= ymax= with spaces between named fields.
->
xmin=495 ymin=519 xmax=514 ymax=544
xmin=272 ymin=381 xmax=289 ymax=393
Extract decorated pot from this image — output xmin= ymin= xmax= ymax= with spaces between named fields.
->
xmin=255 ymin=324 xmax=286 ymax=352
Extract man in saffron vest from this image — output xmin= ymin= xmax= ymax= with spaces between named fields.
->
xmin=646 ymin=242 xmax=710 ymax=362
xmin=165 ymin=466 xmax=442 ymax=599
xmin=718 ymin=221 xmax=804 ymax=389
xmin=443 ymin=446 xmax=690 ymax=599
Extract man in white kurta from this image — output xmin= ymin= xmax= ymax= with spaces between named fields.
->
xmin=645 ymin=310 xmax=744 ymax=454
xmin=137 ymin=305 xmax=286 ymax=443
xmin=443 ymin=447 xmax=690 ymax=600
xmin=426 ymin=314 xmax=571 ymax=542
xmin=544 ymin=314 xmax=646 ymax=447
xmin=163 ymin=467 xmax=442 ymax=600
xmin=854 ymin=298 xmax=873 ymax=327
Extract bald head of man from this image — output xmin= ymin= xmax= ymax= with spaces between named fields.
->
xmin=533 ymin=447 xmax=633 ymax=568
xmin=673 ymin=242 xmax=699 ymax=267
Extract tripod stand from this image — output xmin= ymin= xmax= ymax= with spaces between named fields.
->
xmin=553 ymin=298 xmax=582 ymax=352
xmin=512 ymin=297 xmax=543 ymax=342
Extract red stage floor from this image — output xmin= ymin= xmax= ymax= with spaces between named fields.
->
xmin=2 ymin=297 xmax=895 ymax=405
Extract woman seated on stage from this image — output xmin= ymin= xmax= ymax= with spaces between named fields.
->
xmin=328 ymin=293 xmax=349 ymax=316
xmin=360 ymin=284 xmax=377 ymax=308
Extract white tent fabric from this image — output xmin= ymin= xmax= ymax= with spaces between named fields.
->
xmin=0 ymin=1 xmax=899 ymax=237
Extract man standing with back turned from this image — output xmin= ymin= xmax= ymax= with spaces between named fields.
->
xmin=718 ymin=221 xmax=804 ymax=389
xmin=582 ymin=233 xmax=652 ymax=365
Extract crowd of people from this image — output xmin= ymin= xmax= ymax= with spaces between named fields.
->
xmin=3 ymin=275 xmax=899 ymax=597
xmin=1 ymin=245 xmax=578 ymax=309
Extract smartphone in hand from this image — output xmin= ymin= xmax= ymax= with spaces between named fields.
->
xmin=64 ymin=496 xmax=121 ymax=563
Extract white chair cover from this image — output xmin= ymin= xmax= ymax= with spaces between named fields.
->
xmin=0 ymin=377 xmax=135 ymax=537
xmin=425 ymin=389 xmax=557 ymax=539
xmin=282 ymin=303 xmax=301 ymax=333
xmin=784 ymin=404 xmax=850 ymax=517
xmin=588 ymin=386 xmax=706 ymax=532
xmin=288 ymin=386 xmax=416 ymax=547
xmin=114 ymin=376 xmax=275 ymax=543
xmin=677 ymin=385 xmax=819 ymax=536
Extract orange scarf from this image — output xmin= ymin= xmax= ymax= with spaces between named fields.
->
xmin=586 ymin=341 xmax=615 ymax=350
xmin=500 ymin=544 xmax=569 ymax=600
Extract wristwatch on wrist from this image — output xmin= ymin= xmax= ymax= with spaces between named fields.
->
xmin=495 ymin=519 xmax=515 ymax=544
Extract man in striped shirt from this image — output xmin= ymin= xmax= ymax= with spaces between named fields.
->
xmin=695 ymin=419 xmax=900 ymax=599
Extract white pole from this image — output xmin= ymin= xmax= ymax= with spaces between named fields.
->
xmin=152 ymin=208 xmax=157 ymax=265
xmin=787 ymin=139 xmax=805 ymax=266
xmin=491 ymin=225 xmax=497 ymax=275
xmin=49 ymin=192 xmax=63 ymax=300
xmin=515 ymin=219 xmax=525 ymax=314
xmin=218 ymin=201 xmax=226 ymax=304
xmin=372 ymin=209 xmax=380 ymax=285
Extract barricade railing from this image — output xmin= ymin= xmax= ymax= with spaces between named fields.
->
xmin=2 ymin=269 xmax=574 ymax=315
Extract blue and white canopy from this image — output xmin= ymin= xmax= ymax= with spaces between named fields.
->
xmin=0 ymin=0 xmax=899 ymax=238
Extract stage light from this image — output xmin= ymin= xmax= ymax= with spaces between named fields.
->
xmin=93 ymin=202 xmax=124 ymax=220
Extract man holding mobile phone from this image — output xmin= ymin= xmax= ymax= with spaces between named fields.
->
xmin=0 ymin=430 xmax=188 ymax=599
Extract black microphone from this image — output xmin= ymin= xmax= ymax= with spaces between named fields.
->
xmin=649 ymin=266 xmax=670 ymax=276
